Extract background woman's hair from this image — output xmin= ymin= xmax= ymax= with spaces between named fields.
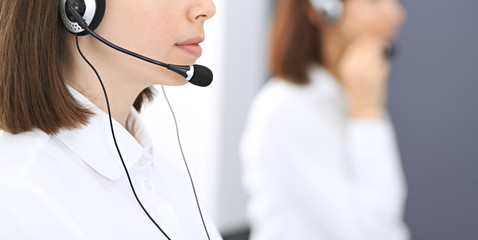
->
xmin=270 ymin=0 xmax=322 ymax=84
xmin=0 ymin=0 xmax=154 ymax=135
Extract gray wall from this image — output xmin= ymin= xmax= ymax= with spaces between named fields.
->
xmin=389 ymin=0 xmax=478 ymax=239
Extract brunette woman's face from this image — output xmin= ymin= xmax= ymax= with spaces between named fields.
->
xmin=334 ymin=0 xmax=406 ymax=44
xmin=90 ymin=0 xmax=216 ymax=86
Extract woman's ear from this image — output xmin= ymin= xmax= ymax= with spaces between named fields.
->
xmin=302 ymin=0 xmax=327 ymax=29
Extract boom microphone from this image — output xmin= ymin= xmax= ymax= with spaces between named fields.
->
xmin=67 ymin=5 xmax=213 ymax=87
xmin=168 ymin=64 xmax=213 ymax=87
xmin=384 ymin=44 xmax=396 ymax=60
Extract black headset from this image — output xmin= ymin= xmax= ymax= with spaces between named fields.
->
xmin=309 ymin=0 xmax=344 ymax=22
xmin=58 ymin=1 xmax=212 ymax=239
xmin=59 ymin=0 xmax=105 ymax=35
xmin=59 ymin=0 xmax=213 ymax=86
xmin=308 ymin=0 xmax=395 ymax=58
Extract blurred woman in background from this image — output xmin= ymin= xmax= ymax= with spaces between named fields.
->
xmin=241 ymin=0 xmax=409 ymax=239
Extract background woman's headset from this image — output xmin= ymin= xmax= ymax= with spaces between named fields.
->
xmin=309 ymin=0 xmax=344 ymax=22
xmin=308 ymin=0 xmax=396 ymax=58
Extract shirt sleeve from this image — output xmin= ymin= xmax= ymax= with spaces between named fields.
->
xmin=344 ymin=118 xmax=409 ymax=238
xmin=241 ymin=96 xmax=409 ymax=240
xmin=346 ymin=118 xmax=408 ymax=219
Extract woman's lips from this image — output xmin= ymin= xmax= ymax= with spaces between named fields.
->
xmin=176 ymin=37 xmax=204 ymax=57
xmin=176 ymin=44 xmax=202 ymax=57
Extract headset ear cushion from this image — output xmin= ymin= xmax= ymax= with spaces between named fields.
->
xmin=309 ymin=0 xmax=343 ymax=22
xmin=78 ymin=0 xmax=105 ymax=35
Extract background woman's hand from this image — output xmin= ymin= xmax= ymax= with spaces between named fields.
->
xmin=337 ymin=36 xmax=391 ymax=119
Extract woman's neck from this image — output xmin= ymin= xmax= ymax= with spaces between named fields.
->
xmin=320 ymin=30 xmax=346 ymax=82
xmin=64 ymin=37 xmax=146 ymax=128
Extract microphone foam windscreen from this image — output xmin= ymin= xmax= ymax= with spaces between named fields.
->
xmin=189 ymin=65 xmax=213 ymax=87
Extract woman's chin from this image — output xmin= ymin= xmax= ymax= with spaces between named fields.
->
xmin=146 ymin=67 xmax=188 ymax=86
xmin=163 ymin=79 xmax=189 ymax=86
xmin=155 ymin=71 xmax=189 ymax=86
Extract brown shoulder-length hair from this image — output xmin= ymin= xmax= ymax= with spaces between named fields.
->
xmin=270 ymin=0 xmax=322 ymax=85
xmin=0 ymin=0 xmax=153 ymax=135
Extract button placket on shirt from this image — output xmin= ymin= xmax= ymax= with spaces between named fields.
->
xmin=138 ymin=154 xmax=155 ymax=193
xmin=139 ymin=153 xmax=154 ymax=167
xmin=143 ymin=179 xmax=153 ymax=192
xmin=139 ymin=157 xmax=149 ymax=167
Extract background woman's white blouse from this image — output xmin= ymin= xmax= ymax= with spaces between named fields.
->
xmin=241 ymin=65 xmax=410 ymax=240
xmin=0 ymin=88 xmax=221 ymax=240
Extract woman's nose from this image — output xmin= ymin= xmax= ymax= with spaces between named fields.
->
xmin=188 ymin=0 xmax=217 ymax=22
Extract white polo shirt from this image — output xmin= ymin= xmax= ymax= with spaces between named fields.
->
xmin=0 ymin=87 xmax=222 ymax=240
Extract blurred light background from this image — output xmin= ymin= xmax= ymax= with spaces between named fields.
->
xmin=132 ymin=0 xmax=478 ymax=239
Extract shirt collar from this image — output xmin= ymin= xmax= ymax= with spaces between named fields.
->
xmin=308 ymin=64 xmax=338 ymax=85
xmin=307 ymin=64 xmax=345 ymax=99
xmin=55 ymin=86 xmax=153 ymax=180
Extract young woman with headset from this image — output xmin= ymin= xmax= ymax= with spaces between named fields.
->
xmin=241 ymin=0 xmax=409 ymax=239
xmin=0 ymin=0 xmax=220 ymax=239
